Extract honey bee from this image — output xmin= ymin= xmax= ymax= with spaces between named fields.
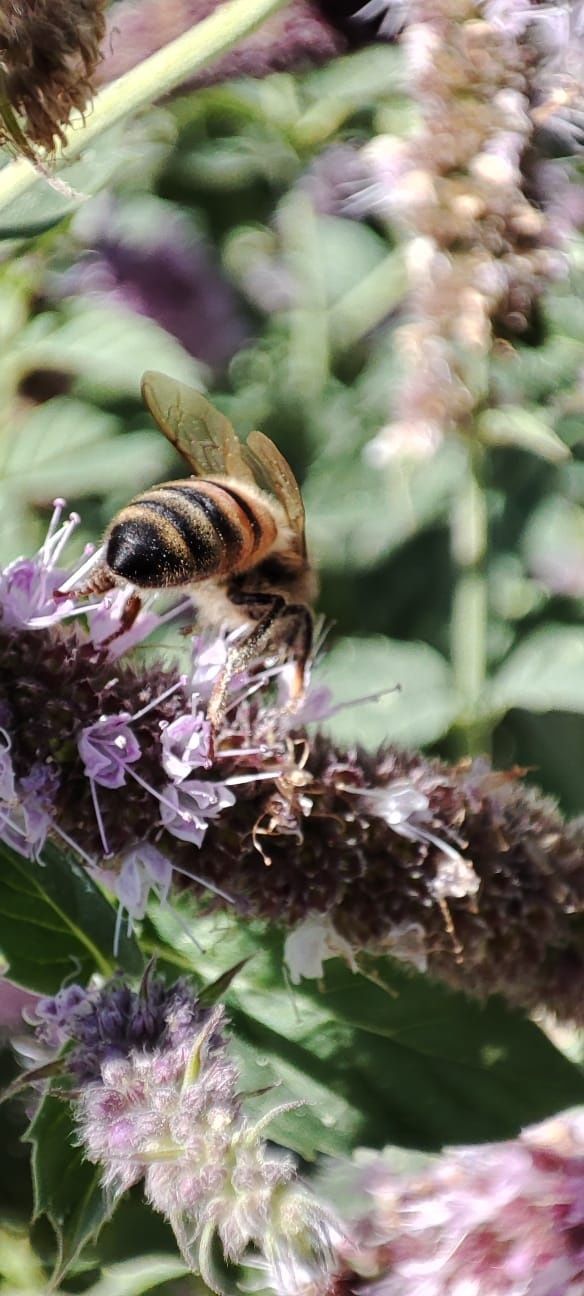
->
xmin=70 ymin=371 xmax=317 ymax=726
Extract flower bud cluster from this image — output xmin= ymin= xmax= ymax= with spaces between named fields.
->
xmin=33 ymin=971 xmax=340 ymax=1293
xmin=32 ymin=970 xmax=207 ymax=1082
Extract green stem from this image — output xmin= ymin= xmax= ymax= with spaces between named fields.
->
xmin=329 ymin=248 xmax=407 ymax=352
xmin=450 ymin=440 xmax=490 ymax=757
xmin=0 ymin=0 xmax=287 ymax=214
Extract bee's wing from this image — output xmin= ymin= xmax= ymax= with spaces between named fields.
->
xmin=141 ymin=371 xmax=255 ymax=482
xmin=245 ymin=430 xmax=307 ymax=555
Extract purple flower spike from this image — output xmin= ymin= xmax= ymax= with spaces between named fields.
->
xmin=161 ymin=712 xmax=213 ymax=782
xmin=78 ymin=715 xmax=141 ymax=789
xmin=160 ymin=779 xmax=236 ymax=845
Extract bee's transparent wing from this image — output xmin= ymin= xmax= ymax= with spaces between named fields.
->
xmin=141 ymin=371 xmax=255 ymax=482
xmin=245 ymin=430 xmax=307 ymax=555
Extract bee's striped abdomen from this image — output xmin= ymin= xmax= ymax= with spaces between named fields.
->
xmin=104 ymin=478 xmax=277 ymax=589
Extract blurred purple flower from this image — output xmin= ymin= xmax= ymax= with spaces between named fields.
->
xmin=57 ymin=199 xmax=249 ymax=373
xmin=96 ymin=0 xmax=351 ymax=88
xmin=0 ymin=980 xmax=38 ymax=1035
xmin=299 ymin=145 xmax=372 ymax=218
xmin=342 ymin=1108 xmax=584 ymax=1296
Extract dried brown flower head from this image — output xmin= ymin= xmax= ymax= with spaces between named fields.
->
xmin=0 ymin=0 xmax=107 ymax=155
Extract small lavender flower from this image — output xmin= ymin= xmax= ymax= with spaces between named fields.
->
xmin=31 ymin=971 xmax=341 ymax=1291
xmin=338 ymin=1107 xmax=584 ymax=1296
xmin=86 ymin=586 xmax=168 ymax=658
xmin=160 ymin=778 xmax=236 ymax=846
xmin=2 ymin=508 xmax=584 ymax=1022
xmin=161 ymin=712 xmax=213 ymax=781
xmin=91 ymin=843 xmax=173 ymax=922
xmin=0 ymin=741 xmax=60 ymax=861
xmin=78 ymin=715 xmax=142 ymax=791
xmin=0 ymin=500 xmax=79 ymax=629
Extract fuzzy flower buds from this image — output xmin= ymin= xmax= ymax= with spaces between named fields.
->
xmin=33 ymin=972 xmax=340 ymax=1292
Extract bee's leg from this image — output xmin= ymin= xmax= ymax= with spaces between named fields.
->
xmin=106 ymin=591 xmax=143 ymax=643
xmin=274 ymin=604 xmax=314 ymax=703
xmin=207 ymin=592 xmax=286 ymax=729
xmin=56 ymin=559 xmax=114 ymax=600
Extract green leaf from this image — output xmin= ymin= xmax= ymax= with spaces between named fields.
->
xmin=492 ymin=335 xmax=583 ymax=404
xmin=27 ymin=1093 xmax=111 ymax=1289
xmin=315 ymin=636 xmax=461 ymax=747
xmin=21 ymin=301 xmax=202 ymax=398
xmin=84 ymin=1256 xmax=188 ymax=1296
xmin=147 ymin=910 xmax=584 ymax=1155
xmin=544 ymin=292 xmax=584 ymax=343
xmin=303 ymin=45 xmax=405 ymax=111
xmin=479 ymin=406 xmax=570 ymax=463
xmin=0 ymin=841 xmax=142 ymax=994
xmin=522 ymin=495 xmax=584 ymax=599
xmin=316 ymin=217 xmax=389 ymax=306
xmin=329 ymin=248 xmax=408 ymax=351
xmin=489 ymin=626 xmax=584 ymax=717
xmin=0 ymin=399 xmax=173 ymax=500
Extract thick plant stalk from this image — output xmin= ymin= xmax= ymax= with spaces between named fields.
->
xmin=450 ymin=441 xmax=490 ymax=757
